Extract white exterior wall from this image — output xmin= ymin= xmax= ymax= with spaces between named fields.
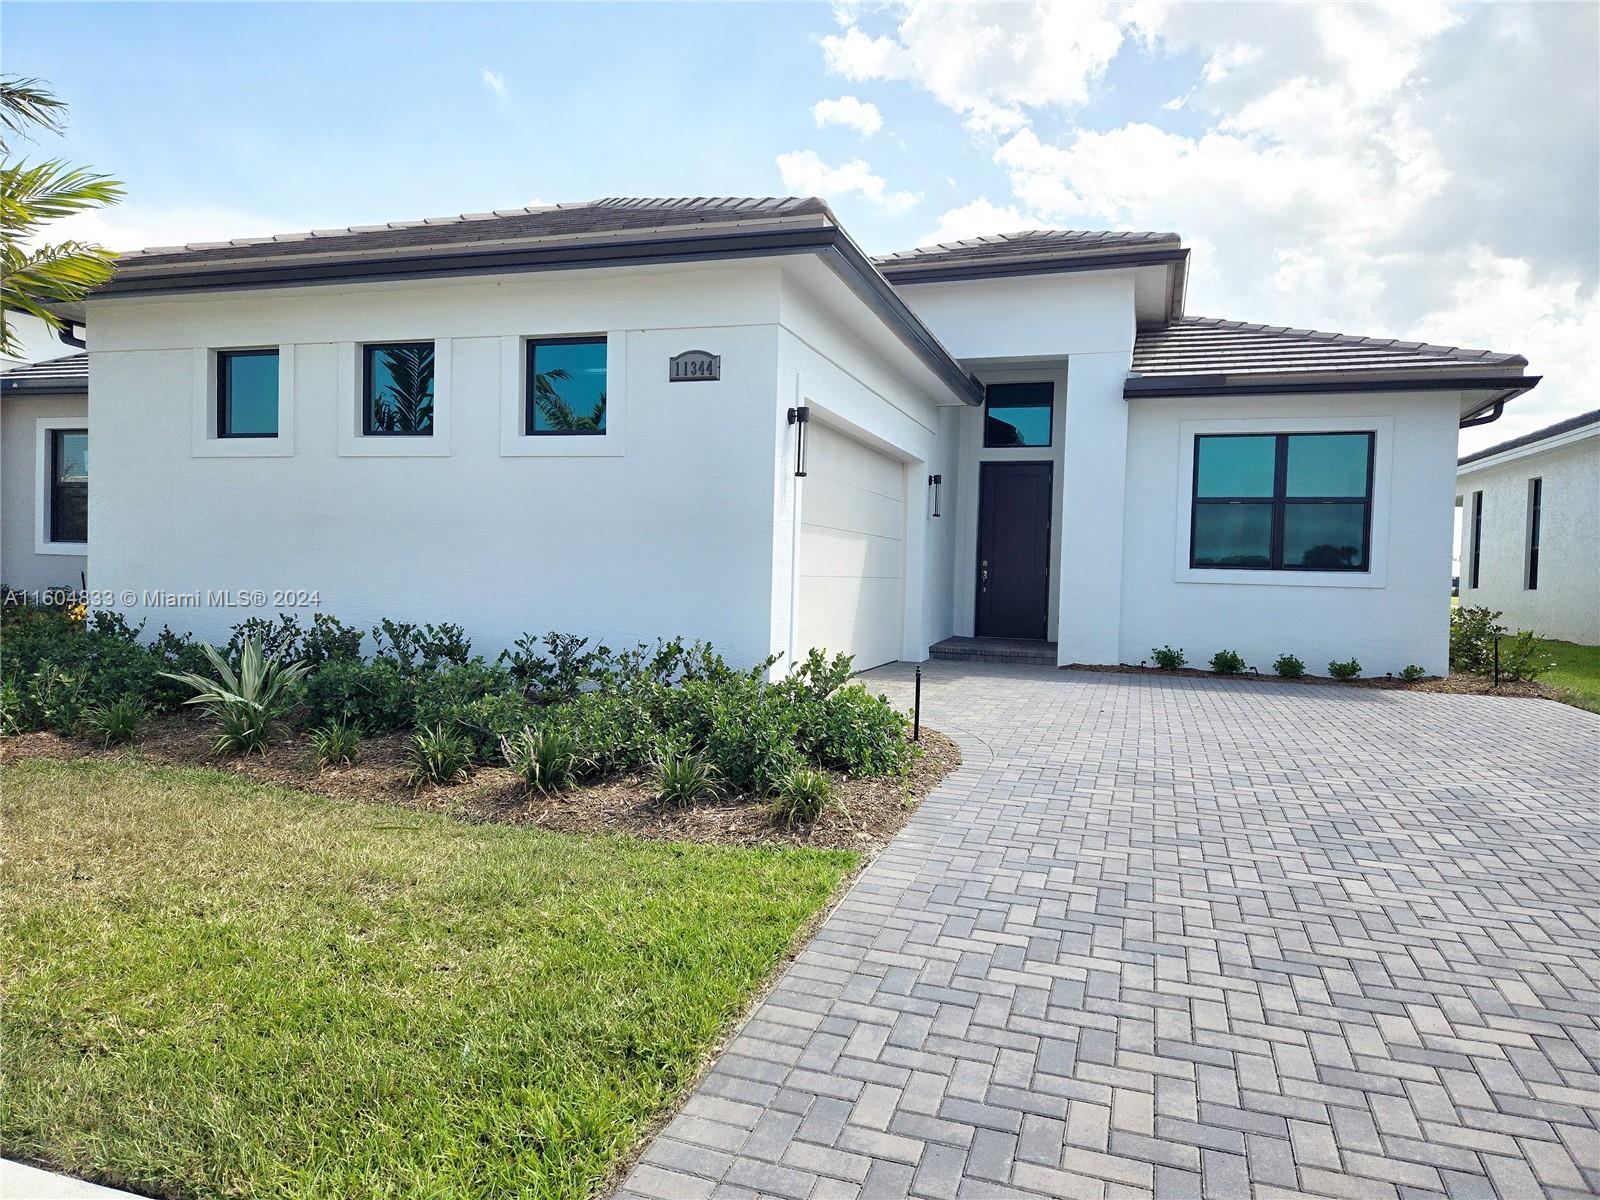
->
xmin=1 ymin=392 xmax=88 ymax=594
xmin=1121 ymin=391 xmax=1464 ymax=676
xmin=88 ymin=265 xmax=792 ymax=664
xmin=1457 ymin=430 xmax=1599 ymax=644
xmin=891 ymin=271 xmax=1138 ymax=662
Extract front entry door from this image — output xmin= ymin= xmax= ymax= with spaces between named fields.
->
xmin=976 ymin=461 xmax=1052 ymax=639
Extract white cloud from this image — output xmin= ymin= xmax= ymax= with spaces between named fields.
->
xmin=821 ymin=1 xmax=1599 ymax=449
xmin=775 ymin=150 xmax=918 ymax=214
xmin=481 ymin=68 xmax=508 ymax=107
xmin=811 ymin=95 xmax=883 ymax=136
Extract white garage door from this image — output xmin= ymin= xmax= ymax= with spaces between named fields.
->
xmin=797 ymin=422 xmax=905 ymax=671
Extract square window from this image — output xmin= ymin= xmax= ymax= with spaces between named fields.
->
xmin=1196 ymin=435 xmax=1276 ymax=497
xmin=1285 ymin=433 xmax=1369 ymax=496
xmin=983 ymin=382 xmax=1053 ymax=447
xmin=50 ymin=429 xmax=87 ymax=543
xmin=1192 ymin=502 xmax=1273 ymax=568
xmin=1282 ymin=502 xmax=1368 ymax=570
xmin=363 ymin=342 xmax=435 ymax=436
xmin=527 ymin=338 xmax=607 ymax=434
xmin=217 ymin=349 xmax=279 ymax=438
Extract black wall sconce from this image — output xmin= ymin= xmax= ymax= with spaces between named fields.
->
xmin=787 ymin=405 xmax=810 ymax=477
xmin=928 ymin=473 xmax=943 ymax=517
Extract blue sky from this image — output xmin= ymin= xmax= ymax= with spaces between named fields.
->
xmin=8 ymin=2 xmax=1597 ymax=449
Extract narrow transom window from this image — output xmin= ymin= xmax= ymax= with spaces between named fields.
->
xmin=1469 ymin=490 xmax=1484 ymax=589
xmin=1526 ymin=478 xmax=1542 ymax=590
xmin=50 ymin=428 xmax=88 ymax=543
xmin=363 ymin=342 xmax=435 ymax=436
xmin=526 ymin=337 xmax=607 ymax=435
xmin=1191 ymin=432 xmax=1374 ymax=571
xmin=217 ymin=349 xmax=279 ymax=438
xmin=983 ymin=382 xmax=1053 ymax=448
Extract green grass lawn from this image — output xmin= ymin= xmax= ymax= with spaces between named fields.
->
xmin=1 ymin=758 xmax=855 ymax=1200
xmin=1542 ymin=639 xmax=1600 ymax=713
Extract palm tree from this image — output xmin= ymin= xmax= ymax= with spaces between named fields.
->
xmin=1 ymin=75 xmax=124 ymax=357
xmin=532 ymin=367 xmax=606 ymax=431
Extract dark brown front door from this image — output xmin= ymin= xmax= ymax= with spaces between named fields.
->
xmin=976 ymin=461 xmax=1052 ymax=639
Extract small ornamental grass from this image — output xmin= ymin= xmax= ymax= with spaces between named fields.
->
xmin=160 ymin=637 xmax=310 ymax=757
xmin=309 ymin=721 xmax=362 ymax=769
xmin=405 ymin=724 xmax=473 ymax=787
xmin=1272 ymin=654 xmax=1306 ymax=678
xmin=501 ymin=725 xmax=588 ymax=795
xmin=1399 ymin=665 xmax=1427 ymax=682
xmin=771 ymin=767 xmax=832 ymax=829
xmin=80 ymin=696 xmax=147 ymax=746
xmin=1209 ymin=650 xmax=1246 ymax=676
xmin=1327 ymin=658 xmax=1363 ymax=680
xmin=1150 ymin=645 xmax=1186 ymax=671
xmin=654 ymin=746 xmax=721 ymax=809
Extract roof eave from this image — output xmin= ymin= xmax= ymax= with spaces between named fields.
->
xmin=877 ymin=245 xmax=1188 ymax=287
xmin=1123 ymin=372 xmax=1540 ymax=400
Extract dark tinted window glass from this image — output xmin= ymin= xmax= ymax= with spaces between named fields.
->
xmin=1192 ymin=503 xmax=1273 ymax=568
xmin=1196 ymin=436 xmax=1276 ymax=497
xmin=1283 ymin=503 xmax=1367 ymax=570
xmin=219 ymin=350 xmax=279 ymax=437
xmin=364 ymin=343 xmax=435 ymax=435
xmin=528 ymin=339 xmax=607 ymax=434
xmin=1286 ymin=433 xmax=1368 ymax=497
xmin=51 ymin=429 xmax=87 ymax=543
xmin=983 ymin=382 xmax=1053 ymax=447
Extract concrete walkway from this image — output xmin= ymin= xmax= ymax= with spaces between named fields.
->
xmin=1 ymin=1160 xmax=146 ymax=1198
xmin=619 ymin=663 xmax=1600 ymax=1200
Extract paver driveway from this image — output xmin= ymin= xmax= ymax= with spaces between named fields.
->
xmin=619 ymin=663 xmax=1600 ymax=1200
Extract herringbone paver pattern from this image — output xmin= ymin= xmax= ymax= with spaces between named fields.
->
xmin=618 ymin=665 xmax=1600 ymax=1199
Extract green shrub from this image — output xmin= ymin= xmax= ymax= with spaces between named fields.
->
xmin=1399 ymin=664 xmax=1427 ymax=682
xmin=1327 ymin=658 xmax=1362 ymax=680
xmin=0 ymin=680 xmax=22 ymax=734
xmin=161 ymin=637 xmax=310 ymax=756
xmin=811 ymin=683 xmax=911 ymax=776
xmin=371 ymin=620 xmax=473 ymax=672
xmin=304 ymin=658 xmax=415 ymax=732
xmin=1209 ymin=650 xmax=1246 ymax=676
xmin=654 ymin=746 xmax=721 ymax=808
xmin=702 ymin=685 xmax=805 ymax=796
xmin=790 ymin=648 xmax=855 ymax=699
xmin=410 ymin=662 xmax=526 ymax=759
xmin=309 ymin=721 xmax=362 ymax=768
xmin=561 ymin=690 xmax=659 ymax=774
xmin=1450 ymin=605 xmax=1505 ymax=674
xmin=80 ymin=696 xmax=147 ymax=746
xmin=405 ymin=724 xmax=473 ymax=787
xmin=2 ymin=607 xmax=172 ymax=731
xmin=300 ymin=614 xmax=366 ymax=666
xmin=1273 ymin=654 xmax=1305 ymax=678
xmin=1500 ymin=630 xmax=1553 ymax=682
xmin=772 ymin=768 xmax=832 ymax=828
xmin=501 ymin=725 xmax=588 ymax=794
xmin=500 ymin=631 xmax=616 ymax=702
xmin=1151 ymin=645 xmax=1186 ymax=670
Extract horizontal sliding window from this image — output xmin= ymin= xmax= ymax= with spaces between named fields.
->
xmin=527 ymin=337 xmax=606 ymax=435
xmin=217 ymin=349 xmax=279 ymax=438
xmin=983 ymin=382 xmax=1053 ymax=448
xmin=363 ymin=342 xmax=435 ymax=436
xmin=1191 ymin=432 xmax=1373 ymax=571
xmin=50 ymin=429 xmax=87 ymax=544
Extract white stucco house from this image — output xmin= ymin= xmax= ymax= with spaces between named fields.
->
xmin=1456 ymin=410 xmax=1598 ymax=645
xmin=1 ymin=196 xmax=1542 ymax=676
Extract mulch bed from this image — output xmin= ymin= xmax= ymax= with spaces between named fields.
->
xmin=1064 ymin=663 xmax=1561 ymax=702
xmin=0 ymin=712 xmax=962 ymax=853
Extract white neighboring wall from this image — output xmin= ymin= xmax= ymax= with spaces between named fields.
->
xmin=1 ymin=392 xmax=89 ymax=594
xmin=1121 ymin=391 xmax=1463 ymax=677
xmin=1457 ymin=428 xmax=1599 ymax=645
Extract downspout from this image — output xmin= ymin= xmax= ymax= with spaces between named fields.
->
xmin=55 ymin=321 xmax=87 ymax=350
xmin=1459 ymin=399 xmax=1506 ymax=429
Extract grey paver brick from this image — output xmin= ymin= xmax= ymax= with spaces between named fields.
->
xmin=618 ymin=664 xmax=1600 ymax=1200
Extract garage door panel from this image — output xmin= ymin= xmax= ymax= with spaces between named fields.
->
xmin=797 ymin=422 xmax=905 ymax=671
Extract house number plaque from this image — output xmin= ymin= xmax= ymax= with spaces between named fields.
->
xmin=669 ymin=350 xmax=721 ymax=382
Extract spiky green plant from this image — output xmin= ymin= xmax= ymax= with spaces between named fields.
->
xmin=80 ymin=695 xmax=146 ymax=746
xmin=771 ymin=767 xmax=832 ymax=829
xmin=654 ymin=746 xmax=720 ymax=809
xmin=159 ymin=636 xmax=309 ymax=756
xmin=309 ymin=720 xmax=362 ymax=769
xmin=405 ymin=724 xmax=472 ymax=787
xmin=501 ymin=725 xmax=588 ymax=794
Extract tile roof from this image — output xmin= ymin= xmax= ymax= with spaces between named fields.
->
xmin=116 ymin=197 xmax=833 ymax=268
xmin=1 ymin=352 xmax=88 ymax=394
xmin=873 ymin=229 xmax=1181 ymax=275
xmin=1458 ymin=408 xmax=1600 ymax=466
xmin=1131 ymin=316 xmax=1528 ymax=380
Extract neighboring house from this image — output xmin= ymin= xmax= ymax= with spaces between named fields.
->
xmin=1456 ymin=410 xmax=1598 ymax=645
xmin=8 ymin=196 xmax=1540 ymax=675
xmin=1 ymin=353 xmax=89 ymax=595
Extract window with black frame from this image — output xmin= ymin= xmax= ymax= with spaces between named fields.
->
xmin=362 ymin=342 xmax=435 ymax=435
xmin=983 ymin=382 xmax=1053 ymax=448
xmin=526 ymin=337 xmax=606 ymax=434
xmin=1191 ymin=432 xmax=1374 ymax=571
xmin=217 ymin=349 xmax=279 ymax=437
xmin=50 ymin=429 xmax=87 ymax=543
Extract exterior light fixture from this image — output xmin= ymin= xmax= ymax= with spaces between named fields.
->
xmin=787 ymin=405 xmax=810 ymax=477
xmin=928 ymin=473 xmax=942 ymax=517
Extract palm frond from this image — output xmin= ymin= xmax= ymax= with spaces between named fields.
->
xmin=0 ymin=76 xmax=68 ymax=151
